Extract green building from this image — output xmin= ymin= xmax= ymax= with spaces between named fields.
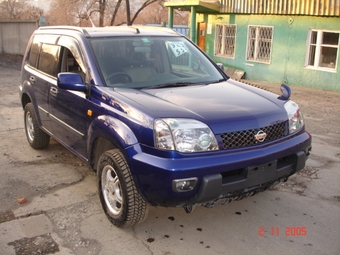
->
xmin=165 ymin=0 xmax=340 ymax=91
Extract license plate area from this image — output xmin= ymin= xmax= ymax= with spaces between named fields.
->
xmin=246 ymin=160 xmax=277 ymax=184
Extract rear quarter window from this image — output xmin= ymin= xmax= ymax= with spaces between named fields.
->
xmin=28 ymin=39 xmax=40 ymax=68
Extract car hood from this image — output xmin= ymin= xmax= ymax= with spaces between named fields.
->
xmin=106 ymin=80 xmax=288 ymax=134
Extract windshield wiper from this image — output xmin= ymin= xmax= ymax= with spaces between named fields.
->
xmin=210 ymin=78 xmax=227 ymax=84
xmin=142 ymin=82 xmax=197 ymax=90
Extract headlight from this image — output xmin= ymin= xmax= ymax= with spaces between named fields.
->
xmin=284 ymin=100 xmax=304 ymax=134
xmin=154 ymin=118 xmax=218 ymax=152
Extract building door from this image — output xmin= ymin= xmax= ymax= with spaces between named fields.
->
xmin=197 ymin=22 xmax=206 ymax=51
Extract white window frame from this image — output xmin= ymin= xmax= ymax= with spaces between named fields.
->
xmin=246 ymin=25 xmax=274 ymax=64
xmin=305 ymin=29 xmax=339 ymax=73
xmin=214 ymin=24 xmax=237 ymax=59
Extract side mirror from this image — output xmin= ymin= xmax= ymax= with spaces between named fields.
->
xmin=279 ymin=83 xmax=291 ymax=100
xmin=216 ymin=63 xmax=224 ymax=71
xmin=57 ymin=73 xmax=87 ymax=92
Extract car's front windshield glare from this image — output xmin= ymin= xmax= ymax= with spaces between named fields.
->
xmin=90 ymin=36 xmax=224 ymax=89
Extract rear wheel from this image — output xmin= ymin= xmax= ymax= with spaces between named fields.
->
xmin=24 ymin=103 xmax=50 ymax=149
xmin=97 ymin=149 xmax=149 ymax=227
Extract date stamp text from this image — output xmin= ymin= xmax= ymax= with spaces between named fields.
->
xmin=258 ymin=226 xmax=307 ymax=237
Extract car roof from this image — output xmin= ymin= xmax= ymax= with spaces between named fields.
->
xmin=37 ymin=25 xmax=181 ymax=38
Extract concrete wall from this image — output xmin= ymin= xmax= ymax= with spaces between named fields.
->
xmin=200 ymin=14 xmax=340 ymax=91
xmin=0 ymin=20 xmax=38 ymax=55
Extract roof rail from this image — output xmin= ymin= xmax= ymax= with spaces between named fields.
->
xmin=38 ymin=26 xmax=90 ymax=37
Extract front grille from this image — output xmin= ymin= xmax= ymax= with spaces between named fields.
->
xmin=219 ymin=121 xmax=287 ymax=150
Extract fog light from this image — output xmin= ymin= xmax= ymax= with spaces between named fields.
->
xmin=172 ymin=178 xmax=198 ymax=192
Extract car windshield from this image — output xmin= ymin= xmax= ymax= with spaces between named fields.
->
xmin=90 ymin=36 xmax=225 ymax=89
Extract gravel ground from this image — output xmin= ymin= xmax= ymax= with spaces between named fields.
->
xmin=0 ymin=54 xmax=23 ymax=70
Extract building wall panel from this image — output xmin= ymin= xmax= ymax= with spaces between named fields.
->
xmin=220 ymin=0 xmax=340 ymax=16
xmin=201 ymin=14 xmax=340 ymax=90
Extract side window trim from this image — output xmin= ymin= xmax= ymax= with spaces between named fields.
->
xmin=60 ymin=46 xmax=86 ymax=81
xmin=57 ymin=36 xmax=86 ymax=75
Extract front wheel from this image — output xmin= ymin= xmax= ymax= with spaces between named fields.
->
xmin=24 ymin=103 xmax=50 ymax=149
xmin=97 ymin=149 xmax=149 ymax=227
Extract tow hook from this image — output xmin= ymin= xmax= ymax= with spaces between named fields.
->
xmin=184 ymin=205 xmax=196 ymax=214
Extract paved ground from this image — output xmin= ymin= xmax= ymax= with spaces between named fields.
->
xmin=0 ymin=55 xmax=339 ymax=255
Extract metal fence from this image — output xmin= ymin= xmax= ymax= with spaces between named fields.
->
xmin=0 ymin=20 xmax=38 ymax=55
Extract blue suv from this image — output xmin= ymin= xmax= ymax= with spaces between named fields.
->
xmin=19 ymin=26 xmax=312 ymax=227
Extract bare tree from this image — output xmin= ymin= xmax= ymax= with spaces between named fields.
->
xmin=17 ymin=5 xmax=43 ymax=20
xmin=0 ymin=0 xmax=43 ymax=20
xmin=44 ymin=0 xmax=187 ymax=27
xmin=105 ymin=0 xmax=166 ymax=26
xmin=173 ymin=9 xmax=189 ymax=25
xmin=0 ymin=0 xmax=187 ymax=27
xmin=98 ymin=0 xmax=107 ymax=27
xmin=123 ymin=0 xmax=187 ymax=26
xmin=134 ymin=1 xmax=188 ymax=26
xmin=0 ymin=0 xmax=16 ymax=19
xmin=47 ymin=0 xmax=97 ymax=26
xmin=125 ymin=0 xmax=131 ymax=25
xmin=0 ymin=0 xmax=24 ymax=19
xmin=109 ymin=0 xmax=123 ymax=26
xmin=128 ymin=0 xmax=163 ymax=25
xmin=46 ymin=0 xmax=109 ymax=26
xmin=144 ymin=2 xmax=167 ymax=24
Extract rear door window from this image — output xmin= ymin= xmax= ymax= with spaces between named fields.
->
xmin=37 ymin=43 xmax=61 ymax=77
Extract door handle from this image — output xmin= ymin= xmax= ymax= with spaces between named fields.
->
xmin=50 ymin=87 xmax=59 ymax=97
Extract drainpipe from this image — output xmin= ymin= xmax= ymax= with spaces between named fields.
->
xmin=190 ymin=6 xmax=197 ymax=43
xmin=168 ymin=7 xmax=174 ymax=28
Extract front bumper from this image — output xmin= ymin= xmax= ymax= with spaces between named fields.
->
xmin=128 ymin=131 xmax=312 ymax=207
xmin=191 ymin=150 xmax=308 ymax=207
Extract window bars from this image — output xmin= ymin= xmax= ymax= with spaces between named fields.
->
xmin=215 ymin=24 xmax=237 ymax=58
xmin=246 ymin=26 xmax=274 ymax=64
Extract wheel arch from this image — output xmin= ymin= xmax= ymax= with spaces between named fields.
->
xmin=21 ymin=92 xmax=31 ymax=108
xmin=20 ymin=80 xmax=37 ymax=110
xmin=88 ymin=115 xmax=138 ymax=171
xmin=91 ymin=136 xmax=117 ymax=171
xmin=20 ymin=82 xmax=45 ymax=131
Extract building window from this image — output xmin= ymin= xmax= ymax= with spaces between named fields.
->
xmin=246 ymin=26 xmax=273 ymax=64
xmin=306 ymin=29 xmax=339 ymax=71
xmin=214 ymin=24 xmax=237 ymax=58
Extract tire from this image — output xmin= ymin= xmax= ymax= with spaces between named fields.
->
xmin=97 ymin=149 xmax=149 ymax=227
xmin=24 ymin=103 xmax=50 ymax=149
